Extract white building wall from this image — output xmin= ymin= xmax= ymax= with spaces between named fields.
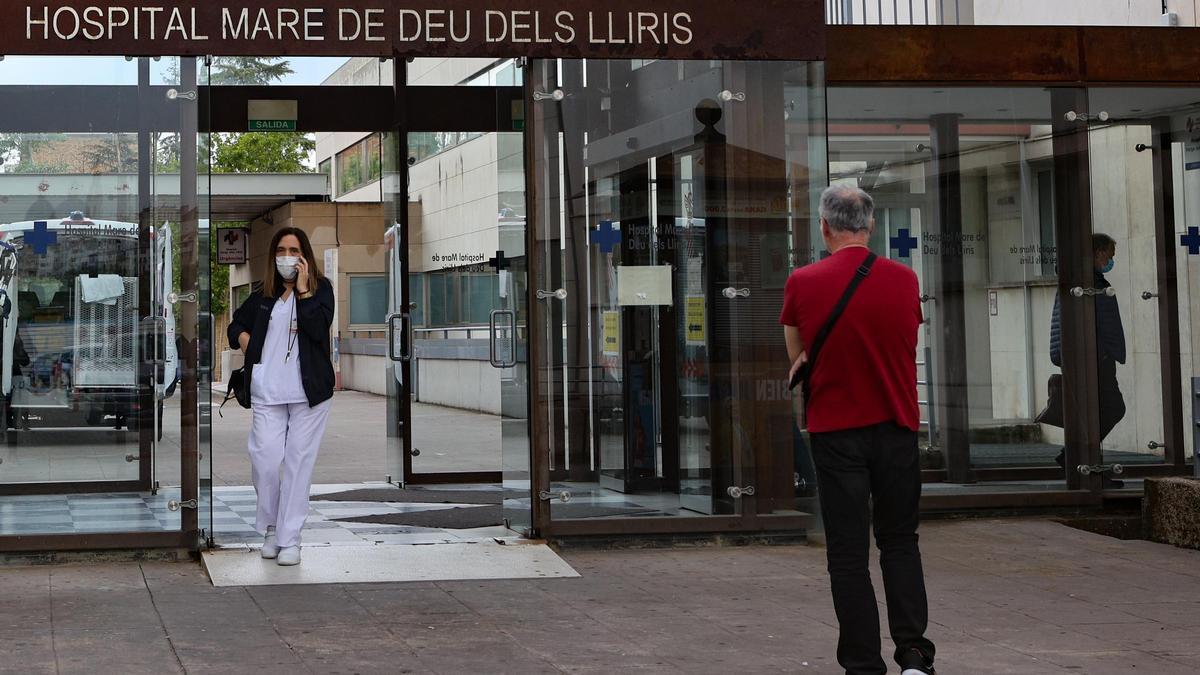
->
xmin=974 ymin=0 xmax=1166 ymax=25
xmin=835 ymin=0 xmax=1194 ymax=25
xmin=408 ymin=133 xmax=505 ymax=274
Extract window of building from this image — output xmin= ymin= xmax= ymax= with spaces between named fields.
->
xmin=1036 ymin=167 xmax=1057 ymax=279
xmin=366 ymin=134 xmax=382 ymax=183
xmin=334 ymin=133 xmax=386 ymax=196
xmin=336 ymin=143 xmax=364 ymax=196
xmin=408 ymin=273 xmax=425 ymax=327
xmin=348 ymin=275 xmax=387 ymax=327
xmin=408 ymin=131 xmax=484 ymax=165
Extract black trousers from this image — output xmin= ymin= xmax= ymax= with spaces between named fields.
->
xmin=811 ymin=421 xmax=935 ymax=675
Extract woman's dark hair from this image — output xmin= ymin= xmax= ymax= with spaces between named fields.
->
xmin=262 ymin=227 xmax=325 ymax=297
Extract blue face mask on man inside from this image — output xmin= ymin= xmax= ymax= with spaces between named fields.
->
xmin=1102 ymin=258 xmax=1115 ymax=274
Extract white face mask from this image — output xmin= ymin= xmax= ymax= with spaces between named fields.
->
xmin=275 ymin=255 xmax=300 ymax=280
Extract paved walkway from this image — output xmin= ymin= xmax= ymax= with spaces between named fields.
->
xmin=1 ymin=518 xmax=1198 ymax=673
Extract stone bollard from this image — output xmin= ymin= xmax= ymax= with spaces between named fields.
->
xmin=1142 ymin=477 xmax=1200 ymax=550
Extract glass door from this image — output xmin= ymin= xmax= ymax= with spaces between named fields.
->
xmin=1087 ymin=88 xmax=1200 ymax=482
xmin=524 ymin=58 xmax=825 ymax=535
xmin=0 ymin=55 xmax=206 ymax=548
xmin=385 ymin=74 xmax=530 ymax=492
xmin=1073 ymin=88 xmax=1196 ymax=489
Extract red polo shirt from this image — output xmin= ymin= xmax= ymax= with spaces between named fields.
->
xmin=780 ymin=247 xmax=922 ymax=433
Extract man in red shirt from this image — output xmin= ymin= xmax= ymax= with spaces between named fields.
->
xmin=780 ymin=185 xmax=935 ymax=675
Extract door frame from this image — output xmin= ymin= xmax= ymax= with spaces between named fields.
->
xmin=387 ymin=79 xmax=527 ymax=486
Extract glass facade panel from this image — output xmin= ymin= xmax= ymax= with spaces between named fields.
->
xmin=827 ymin=86 xmax=1075 ymax=485
xmin=0 ymin=56 xmax=206 ymax=540
xmin=1088 ymin=88 xmax=1200 ymax=474
xmin=528 ymin=59 xmax=826 ymax=524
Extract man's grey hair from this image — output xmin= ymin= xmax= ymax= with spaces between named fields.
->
xmin=820 ymin=185 xmax=874 ymax=234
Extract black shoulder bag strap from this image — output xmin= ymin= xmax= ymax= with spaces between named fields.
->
xmin=798 ymin=252 xmax=878 ymax=397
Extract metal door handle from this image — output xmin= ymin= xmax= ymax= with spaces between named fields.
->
xmin=537 ymin=288 xmax=567 ymax=300
xmin=489 ymin=309 xmax=517 ymax=368
xmin=386 ymin=312 xmax=411 ymax=362
xmin=1142 ymin=291 xmax=1159 ymax=300
xmin=1070 ymin=286 xmax=1116 ymax=298
xmin=723 ymin=287 xmax=750 ymax=299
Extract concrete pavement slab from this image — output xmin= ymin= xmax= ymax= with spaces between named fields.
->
xmin=0 ymin=518 xmax=1195 ymax=673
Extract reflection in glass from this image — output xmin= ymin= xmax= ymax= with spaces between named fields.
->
xmin=529 ymin=59 xmax=826 ymax=522
xmin=0 ymin=56 xmax=204 ymax=539
xmin=828 ymin=87 xmax=1068 ymax=479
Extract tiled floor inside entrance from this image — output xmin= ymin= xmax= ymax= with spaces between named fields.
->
xmin=0 ymin=483 xmax=517 ymax=542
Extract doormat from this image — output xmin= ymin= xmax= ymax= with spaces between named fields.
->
xmin=312 ymin=488 xmax=512 ymax=505
xmin=202 ymin=540 xmax=580 ymax=587
xmin=334 ymin=503 xmax=660 ymax=529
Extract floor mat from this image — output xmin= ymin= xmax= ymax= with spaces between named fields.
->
xmin=312 ymin=487 xmax=510 ymax=505
xmin=334 ymin=503 xmax=660 ymax=529
xmin=202 ymin=540 xmax=579 ymax=587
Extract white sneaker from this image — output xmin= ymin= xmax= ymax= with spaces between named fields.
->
xmin=276 ymin=545 xmax=301 ymax=566
xmin=260 ymin=528 xmax=279 ymax=559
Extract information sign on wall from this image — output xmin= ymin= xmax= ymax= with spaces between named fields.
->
xmin=248 ymin=99 xmax=298 ymax=132
xmin=685 ymin=296 xmax=705 ymax=345
xmin=216 ymin=227 xmax=248 ymax=264
xmin=602 ymin=310 xmax=619 ymax=357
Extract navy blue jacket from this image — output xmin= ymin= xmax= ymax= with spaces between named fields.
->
xmin=227 ymin=281 xmax=335 ymax=407
xmin=1050 ymin=270 xmax=1126 ymax=367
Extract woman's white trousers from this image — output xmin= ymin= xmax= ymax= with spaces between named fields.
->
xmin=247 ymin=399 xmax=332 ymax=548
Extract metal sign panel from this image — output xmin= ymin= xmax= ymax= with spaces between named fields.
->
xmin=6 ymin=1 xmax=826 ymax=60
xmin=216 ymin=227 xmax=248 ymax=264
xmin=248 ymin=99 xmax=298 ymax=131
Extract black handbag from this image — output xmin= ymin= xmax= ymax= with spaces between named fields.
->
xmin=1034 ymin=373 xmax=1064 ymax=428
xmin=219 ymin=366 xmax=251 ymax=416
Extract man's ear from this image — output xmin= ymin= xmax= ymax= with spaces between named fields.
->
xmin=868 ymin=217 xmax=876 ymax=237
xmin=820 ymin=218 xmax=830 ymax=238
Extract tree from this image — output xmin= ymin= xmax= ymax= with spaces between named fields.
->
xmin=211 ymin=132 xmax=314 ymax=174
xmin=195 ymin=57 xmax=314 ymax=325
xmin=209 ymin=57 xmax=294 ymax=85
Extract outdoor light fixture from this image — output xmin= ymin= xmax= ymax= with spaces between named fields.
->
xmin=533 ymin=89 xmax=565 ymax=101
xmin=719 ymin=90 xmax=746 ymax=102
xmin=166 ymin=88 xmax=197 ymax=101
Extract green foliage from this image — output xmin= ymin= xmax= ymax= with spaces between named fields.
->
xmin=208 ymin=57 xmax=294 ymax=85
xmin=211 ymin=132 xmax=315 ymax=174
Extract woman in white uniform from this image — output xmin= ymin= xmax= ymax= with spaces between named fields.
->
xmin=228 ymin=227 xmax=335 ymax=566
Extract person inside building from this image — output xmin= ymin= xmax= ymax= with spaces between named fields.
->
xmin=780 ymin=185 xmax=936 ymax=675
xmin=1047 ymin=233 xmax=1126 ymax=488
xmin=228 ymin=227 xmax=335 ymax=566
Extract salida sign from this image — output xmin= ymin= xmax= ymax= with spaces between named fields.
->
xmin=7 ymin=1 xmax=825 ymax=60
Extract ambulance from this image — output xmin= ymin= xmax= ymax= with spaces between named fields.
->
xmin=0 ymin=212 xmax=178 ymax=443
